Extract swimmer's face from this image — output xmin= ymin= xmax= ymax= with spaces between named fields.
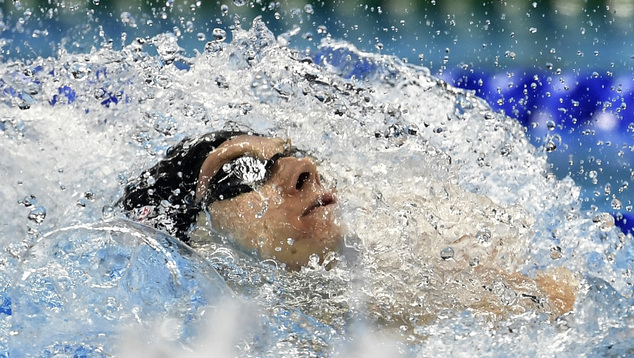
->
xmin=196 ymin=135 xmax=342 ymax=270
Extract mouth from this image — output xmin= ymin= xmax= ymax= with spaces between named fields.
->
xmin=302 ymin=193 xmax=337 ymax=217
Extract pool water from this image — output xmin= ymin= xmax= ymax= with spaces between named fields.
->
xmin=1 ymin=1 xmax=634 ymax=357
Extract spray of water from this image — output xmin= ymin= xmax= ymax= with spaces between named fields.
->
xmin=1 ymin=16 xmax=633 ymax=357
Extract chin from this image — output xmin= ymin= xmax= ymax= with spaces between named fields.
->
xmin=264 ymin=227 xmax=343 ymax=271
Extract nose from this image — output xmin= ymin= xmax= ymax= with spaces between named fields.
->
xmin=273 ymin=157 xmax=321 ymax=195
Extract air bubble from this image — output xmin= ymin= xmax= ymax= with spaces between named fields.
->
xmin=304 ymin=4 xmax=313 ymax=14
xmin=233 ymin=0 xmax=246 ymax=6
xmin=221 ymin=4 xmax=228 ymax=15
xmin=286 ymin=238 xmax=294 ymax=246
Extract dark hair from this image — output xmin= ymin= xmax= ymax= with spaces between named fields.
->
xmin=119 ymin=131 xmax=246 ymax=240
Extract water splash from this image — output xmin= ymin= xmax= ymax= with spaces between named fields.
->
xmin=1 ymin=17 xmax=633 ymax=357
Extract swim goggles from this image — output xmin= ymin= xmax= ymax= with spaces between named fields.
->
xmin=203 ymin=149 xmax=306 ymax=203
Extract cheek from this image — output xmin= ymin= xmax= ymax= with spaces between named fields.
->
xmin=209 ymin=198 xmax=262 ymax=239
xmin=208 ymin=193 xmax=283 ymax=249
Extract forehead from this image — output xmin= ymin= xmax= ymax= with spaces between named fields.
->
xmin=195 ymin=135 xmax=286 ymax=202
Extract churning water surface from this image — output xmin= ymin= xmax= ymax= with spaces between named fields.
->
xmin=1 ymin=4 xmax=634 ymax=358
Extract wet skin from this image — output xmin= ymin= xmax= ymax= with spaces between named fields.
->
xmin=195 ymin=135 xmax=342 ymax=270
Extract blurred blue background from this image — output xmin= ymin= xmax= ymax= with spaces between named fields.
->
xmin=1 ymin=0 xmax=632 ymax=231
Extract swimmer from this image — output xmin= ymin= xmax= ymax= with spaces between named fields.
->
xmin=119 ymin=131 xmax=342 ymax=271
xmin=120 ymin=131 xmax=578 ymax=324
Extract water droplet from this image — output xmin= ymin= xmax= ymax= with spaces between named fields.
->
xmin=308 ymin=253 xmax=321 ymax=268
xmin=215 ymin=75 xmax=229 ymax=89
xmin=545 ymin=140 xmax=556 ymax=152
xmin=212 ymin=28 xmax=226 ymax=41
xmin=529 ymin=27 xmax=537 ymax=34
xmin=440 ymin=247 xmax=454 ymax=260
xmin=221 ymin=4 xmax=229 ymax=15
xmin=612 ymin=197 xmax=622 ymax=210
xmin=476 ymin=229 xmax=491 ymax=246
xmin=84 ymin=190 xmax=95 ymax=201
xmin=233 ymin=0 xmax=246 ymax=7
xmin=304 ymin=4 xmax=313 ymax=14
xmin=28 ymin=206 xmax=46 ymax=224
xmin=18 ymin=194 xmax=37 ymax=207
xmin=593 ymin=212 xmax=615 ymax=231
xmin=102 ymin=205 xmax=115 ymax=219
xmin=120 ymin=12 xmax=137 ymax=28
xmin=286 ymin=238 xmax=294 ymax=246
xmin=256 ymin=237 xmax=266 ymax=248
xmin=197 ymin=33 xmax=206 ymax=41
xmin=550 ymin=246 xmax=562 ymax=260
xmin=492 ymin=281 xmax=516 ymax=305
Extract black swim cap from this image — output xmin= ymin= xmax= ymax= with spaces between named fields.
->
xmin=119 ymin=131 xmax=247 ymax=240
